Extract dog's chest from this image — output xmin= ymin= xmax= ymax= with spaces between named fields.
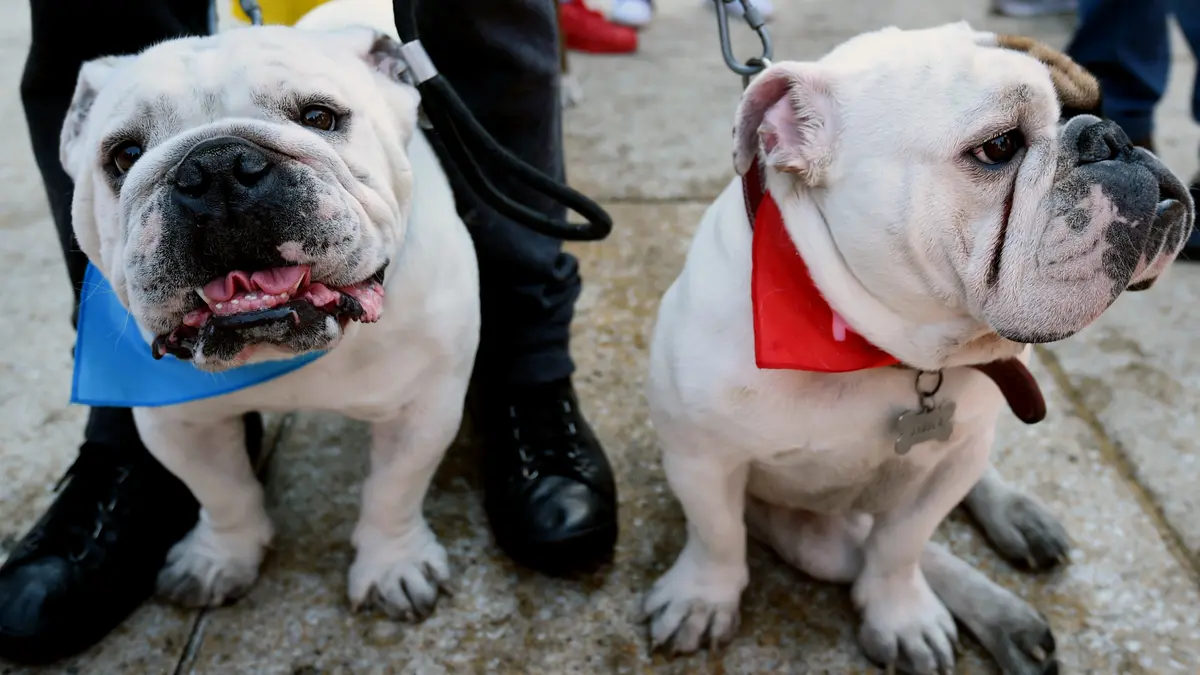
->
xmin=747 ymin=438 xmax=947 ymax=514
xmin=740 ymin=367 xmax=1002 ymax=514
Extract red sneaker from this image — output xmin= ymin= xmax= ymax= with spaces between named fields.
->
xmin=559 ymin=0 xmax=638 ymax=54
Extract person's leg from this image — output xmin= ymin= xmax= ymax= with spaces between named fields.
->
xmin=990 ymin=0 xmax=1076 ymax=19
xmin=1168 ymin=0 xmax=1200 ymax=258
xmin=0 ymin=0 xmax=262 ymax=665
xmin=1066 ymin=0 xmax=1171 ymax=148
xmin=411 ymin=0 xmax=618 ymax=574
xmin=1169 ymin=0 xmax=1200 ymax=124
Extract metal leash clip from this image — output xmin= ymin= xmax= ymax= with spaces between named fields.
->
xmin=239 ymin=0 xmax=264 ymax=26
xmin=713 ymin=0 xmax=773 ymax=88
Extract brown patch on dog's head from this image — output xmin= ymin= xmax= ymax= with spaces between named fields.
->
xmin=995 ymin=34 xmax=1101 ymax=118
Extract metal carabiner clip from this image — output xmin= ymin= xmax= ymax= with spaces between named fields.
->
xmin=712 ymin=0 xmax=774 ymax=88
xmin=238 ymin=0 xmax=264 ymax=26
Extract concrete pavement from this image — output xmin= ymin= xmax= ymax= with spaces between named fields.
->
xmin=2 ymin=0 xmax=1199 ymax=673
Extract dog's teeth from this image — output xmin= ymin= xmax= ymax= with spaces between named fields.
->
xmin=231 ymin=299 xmax=239 ymax=305
xmin=196 ymin=288 xmax=210 ymax=304
xmin=246 ymin=293 xmax=257 ymax=300
xmin=215 ymin=302 xmax=223 ymax=309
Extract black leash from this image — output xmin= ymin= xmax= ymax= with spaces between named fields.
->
xmin=236 ymin=0 xmax=613 ymax=242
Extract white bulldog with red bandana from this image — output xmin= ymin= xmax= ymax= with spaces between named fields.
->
xmin=642 ymin=22 xmax=1193 ymax=675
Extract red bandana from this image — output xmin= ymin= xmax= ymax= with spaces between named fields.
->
xmin=750 ymin=192 xmax=900 ymax=372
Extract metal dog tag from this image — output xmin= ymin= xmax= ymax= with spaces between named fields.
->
xmin=893 ymin=401 xmax=956 ymax=455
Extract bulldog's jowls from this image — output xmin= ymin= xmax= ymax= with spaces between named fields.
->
xmin=643 ymin=23 xmax=1192 ymax=675
xmin=59 ymin=2 xmax=481 ymax=619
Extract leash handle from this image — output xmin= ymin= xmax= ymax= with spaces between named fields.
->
xmin=234 ymin=0 xmax=613 ymax=241
xmin=393 ymin=4 xmax=614 ymax=241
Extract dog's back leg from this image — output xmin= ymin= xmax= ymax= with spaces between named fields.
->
xmin=962 ymin=465 xmax=1070 ymax=571
xmin=921 ymin=541 xmax=1058 ymax=675
xmin=744 ymin=497 xmax=871 ymax=584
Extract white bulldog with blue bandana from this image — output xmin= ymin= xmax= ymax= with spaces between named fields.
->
xmin=59 ymin=0 xmax=477 ymax=620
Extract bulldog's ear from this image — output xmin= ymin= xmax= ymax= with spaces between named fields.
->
xmin=733 ymin=63 xmax=837 ymax=187
xmin=60 ymin=55 xmax=134 ymax=175
xmin=326 ymin=26 xmax=412 ymax=86
xmin=362 ymin=32 xmax=413 ymax=86
xmin=992 ymin=34 xmax=1101 ymax=116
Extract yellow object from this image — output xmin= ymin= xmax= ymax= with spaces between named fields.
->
xmin=231 ymin=0 xmax=332 ymax=26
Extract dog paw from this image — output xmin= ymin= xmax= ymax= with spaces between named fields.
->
xmin=975 ymin=491 xmax=1070 ymax=571
xmin=348 ymin=524 xmax=451 ymax=622
xmin=156 ymin=517 xmax=272 ymax=608
xmin=981 ymin=612 xmax=1058 ymax=675
xmin=643 ymin=554 xmax=747 ymax=654
xmin=854 ymin=570 xmax=957 ymax=675
xmin=961 ymin=586 xmax=1059 ymax=675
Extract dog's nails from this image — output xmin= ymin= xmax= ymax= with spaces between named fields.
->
xmin=1032 ymin=646 xmax=1047 ymax=662
xmin=637 ymin=604 xmax=660 ymax=624
xmin=1026 ymin=555 xmax=1038 ymax=569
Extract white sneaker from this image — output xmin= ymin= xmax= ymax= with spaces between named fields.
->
xmin=709 ymin=0 xmax=774 ymax=21
xmin=611 ymin=0 xmax=653 ymax=28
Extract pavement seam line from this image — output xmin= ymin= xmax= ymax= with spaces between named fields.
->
xmin=1035 ymin=345 xmax=1200 ymax=588
xmin=171 ymin=411 xmax=297 ymax=674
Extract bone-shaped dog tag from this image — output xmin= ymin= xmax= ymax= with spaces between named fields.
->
xmin=893 ymin=401 xmax=956 ymax=455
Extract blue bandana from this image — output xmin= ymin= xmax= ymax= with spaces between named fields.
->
xmin=71 ymin=263 xmax=325 ymax=408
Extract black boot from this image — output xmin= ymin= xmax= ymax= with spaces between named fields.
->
xmin=0 ymin=407 xmax=262 ymax=665
xmin=477 ymin=378 xmax=617 ymax=576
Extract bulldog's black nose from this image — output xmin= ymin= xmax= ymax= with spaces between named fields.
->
xmin=171 ymin=136 xmax=293 ymax=270
xmin=1075 ymin=118 xmax=1135 ymax=164
xmin=172 ymin=136 xmax=277 ymax=215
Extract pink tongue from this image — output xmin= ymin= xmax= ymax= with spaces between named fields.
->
xmin=202 ymin=266 xmax=310 ymax=303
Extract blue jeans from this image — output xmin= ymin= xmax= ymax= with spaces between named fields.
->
xmin=1067 ymin=0 xmax=1200 ymax=143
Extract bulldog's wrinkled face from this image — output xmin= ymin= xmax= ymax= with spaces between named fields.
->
xmin=734 ymin=22 xmax=1194 ymax=345
xmin=60 ymin=26 xmax=420 ymax=371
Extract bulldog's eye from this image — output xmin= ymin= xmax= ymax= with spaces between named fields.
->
xmin=971 ymin=130 xmax=1025 ymax=166
xmin=300 ymin=105 xmax=337 ymax=131
xmin=111 ymin=142 xmax=143 ymax=174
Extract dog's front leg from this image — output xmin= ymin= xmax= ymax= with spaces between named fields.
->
xmin=347 ymin=378 xmax=465 ymax=622
xmin=645 ymin=450 xmax=750 ymax=654
xmin=921 ymin=542 xmax=1058 ymax=675
xmin=134 ymin=408 xmax=273 ymax=608
xmin=852 ymin=435 xmax=993 ymax=674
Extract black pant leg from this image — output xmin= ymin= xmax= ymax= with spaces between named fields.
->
xmin=410 ymin=0 xmax=581 ymax=387
xmin=21 ymin=0 xmax=211 ymax=326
